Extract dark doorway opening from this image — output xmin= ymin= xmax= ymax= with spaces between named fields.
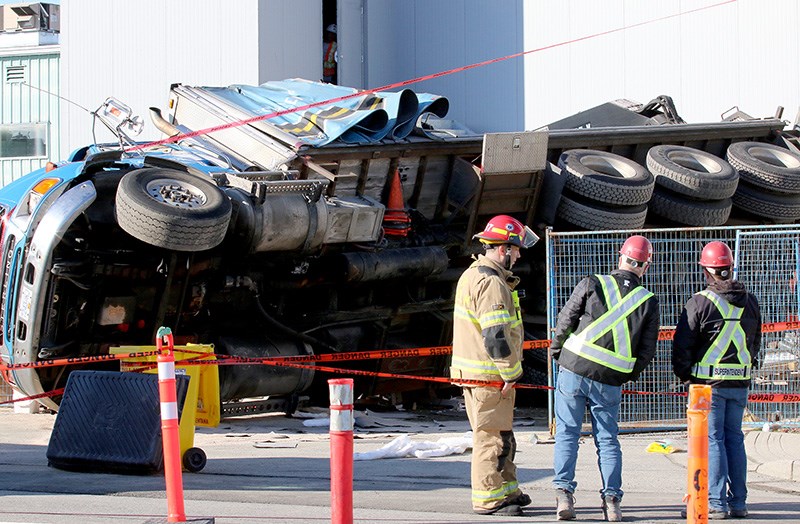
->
xmin=323 ymin=0 xmax=338 ymax=84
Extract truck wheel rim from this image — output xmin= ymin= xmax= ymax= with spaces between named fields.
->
xmin=146 ymin=178 xmax=208 ymax=208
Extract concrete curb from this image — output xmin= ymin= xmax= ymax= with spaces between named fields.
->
xmin=746 ymin=430 xmax=800 ymax=481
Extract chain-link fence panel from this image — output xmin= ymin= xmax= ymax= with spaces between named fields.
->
xmin=735 ymin=230 xmax=800 ymax=423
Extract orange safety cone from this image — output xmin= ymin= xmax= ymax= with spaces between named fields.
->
xmin=383 ymin=169 xmax=411 ymax=237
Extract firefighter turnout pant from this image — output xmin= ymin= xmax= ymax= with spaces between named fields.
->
xmin=463 ymin=386 xmax=522 ymax=511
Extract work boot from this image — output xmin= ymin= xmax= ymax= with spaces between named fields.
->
xmin=474 ymin=501 xmax=523 ymax=516
xmin=556 ymin=489 xmax=576 ymax=520
xmin=729 ymin=508 xmax=748 ymax=518
xmin=602 ymin=495 xmax=622 ymax=522
xmin=508 ymin=492 xmax=532 ymax=507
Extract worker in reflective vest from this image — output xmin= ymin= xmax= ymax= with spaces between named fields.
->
xmin=672 ymin=241 xmax=760 ymax=519
xmin=451 ymin=214 xmax=539 ymax=517
xmin=323 ymin=23 xmax=338 ymax=84
xmin=549 ymin=235 xmax=660 ymax=522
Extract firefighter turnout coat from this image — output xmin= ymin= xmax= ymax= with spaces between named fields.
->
xmin=451 ymin=255 xmax=524 ymax=384
xmin=672 ymin=279 xmax=761 ymax=388
xmin=550 ymin=270 xmax=660 ymax=386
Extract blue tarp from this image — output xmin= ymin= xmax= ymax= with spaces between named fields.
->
xmin=207 ymin=79 xmax=450 ymax=146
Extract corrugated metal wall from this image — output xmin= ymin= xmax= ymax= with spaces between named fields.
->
xmin=0 ymin=50 xmax=59 ymax=187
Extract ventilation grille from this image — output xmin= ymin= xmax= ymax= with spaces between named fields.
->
xmin=5 ymin=65 xmax=27 ymax=84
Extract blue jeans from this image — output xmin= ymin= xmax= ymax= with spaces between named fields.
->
xmin=553 ymin=367 xmax=623 ymax=499
xmin=708 ymin=387 xmax=749 ymax=512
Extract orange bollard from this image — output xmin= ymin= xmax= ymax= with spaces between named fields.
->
xmin=684 ymin=384 xmax=712 ymax=524
xmin=157 ymin=327 xmax=187 ymax=523
xmin=329 ymin=378 xmax=354 ymax=524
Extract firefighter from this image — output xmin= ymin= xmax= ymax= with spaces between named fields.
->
xmin=451 ymin=214 xmax=539 ymax=516
xmin=672 ymin=241 xmax=760 ymax=520
xmin=549 ymin=235 xmax=660 ymax=522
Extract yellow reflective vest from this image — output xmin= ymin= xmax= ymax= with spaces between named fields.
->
xmin=450 ymin=255 xmax=524 ymax=384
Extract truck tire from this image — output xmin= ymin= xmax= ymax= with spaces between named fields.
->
xmin=646 ymin=145 xmax=738 ymax=199
xmin=726 ymin=142 xmax=800 ymax=194
xmin=115 ymin=168 xmax=232 ymax=251
xmin=557 ymin=194 xmax=647 ymax=230
xmin=648 ymin=188 xmax=732 ymax=226
xmin=559 ymin=149 xmax=654 ymax=206
xmin=732 ymin=181 xmax=800 ymax=222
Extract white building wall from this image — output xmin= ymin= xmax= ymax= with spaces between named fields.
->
xmin=258 ymin=0 xmax=321 ymax=84
xmin=365 ymin=0 xmax=800 ymax=133
xmin=60 ymin=0 xmax=320 ymax=156
xmin=364 ymin=0 xmax=524 ymax=132
xmin=521 ymin=0 xmax=800 ymax=130
xmin=58 ymin=0 xmax=800 ymax=154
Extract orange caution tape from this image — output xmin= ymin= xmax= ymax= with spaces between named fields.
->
xmin=5 ymin=319 xmax=800 ymax=372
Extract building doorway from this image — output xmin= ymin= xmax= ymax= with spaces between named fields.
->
xmin=323 ymin=0 xmax=337 ymax=84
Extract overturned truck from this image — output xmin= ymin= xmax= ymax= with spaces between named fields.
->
xmin=0 ymin=81 xmax=797 ymax=414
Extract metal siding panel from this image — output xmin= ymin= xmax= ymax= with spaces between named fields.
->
xmin=736 ymin=0 xmax=799 ymax=122
xmin=621 ymin=0 xmax=682 ymax=113
xmin=0 ymin=53 xmax=58 ymax=186
xmin=412 ymin=0 xmax=466 ymax=127
xmin=462 ymin=0 xmax=523 ymax=132
xmin=49 ymin=0 xmax=800 ymax=149
xmin=258 ymin=0 xmax=321 ymax=84
xmin=523 ymin=0 xmax=800 ymax=130
xmin=364 ymin=0 xmax=415 ymax=89
xmin=567 ymin=0 xmax=626 ymax=115
xmin=338 ymin=0 xmax=364 ymax=88
xmin=523 ymin=2 xmax=571 ymax=130
xmin=62 ymin=0 xmax=263 ymax=152
xmin=679 ymin=1 xmax=739 ymax=123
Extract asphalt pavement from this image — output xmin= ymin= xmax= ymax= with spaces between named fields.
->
xmin=0 ymin=406 xmax=799 ymax=524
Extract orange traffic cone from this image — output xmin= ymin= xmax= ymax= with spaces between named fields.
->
xmin=383 ymin=170 xmax=411 ymax=237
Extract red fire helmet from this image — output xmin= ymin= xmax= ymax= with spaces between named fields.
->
xmin=473 ymin=215 xmax=539 ymax=248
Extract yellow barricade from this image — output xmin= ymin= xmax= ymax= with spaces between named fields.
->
xmin=111 ymin=344 xmax=221 ymax=456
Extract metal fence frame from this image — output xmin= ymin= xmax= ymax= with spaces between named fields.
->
xmin=546 ymin=224 xmax=800 ymax=429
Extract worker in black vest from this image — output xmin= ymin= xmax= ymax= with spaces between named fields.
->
xmin=673 ymin=241 xmax=761 ymax=520
xmin=550 ymin=235 xmax=660 ymax=522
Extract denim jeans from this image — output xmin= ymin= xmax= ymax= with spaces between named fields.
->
xmin=553 ymin=367 xmax=623 ymax=498
xmin=708 ymin=387 xmax=749 ymax=512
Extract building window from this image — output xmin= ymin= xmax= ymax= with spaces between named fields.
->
xmin=0 ymin=123 xmax=48 ymax=158
xmin=5 ymin=65 xmax=27 ymax=84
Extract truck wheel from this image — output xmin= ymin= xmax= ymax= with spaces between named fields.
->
xmin=115 ymin=168 xmax=231 ymax=251
xmin=726 ymin=142 xmax=800 ymax=194
xmin=557 ymin=194 xmax=647 ymax=230
xmin=559 ymin=149 xmax=654 ymax=206
xmin=648 ymin=188 xmax=732 ymax=226
xmin=182 ymin=447 xmax=207 ymax=473
xmin=732 ymin=181 xmax=800 ymax=222
xmin=646 ymin=145 xmax=738 ymax=200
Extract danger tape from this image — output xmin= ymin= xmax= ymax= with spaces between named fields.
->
xmin=6 ymin=317 xmax=800 ymax=373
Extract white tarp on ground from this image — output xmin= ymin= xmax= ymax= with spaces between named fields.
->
xmin=354 ymin=432 xmax=472 ymax=460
